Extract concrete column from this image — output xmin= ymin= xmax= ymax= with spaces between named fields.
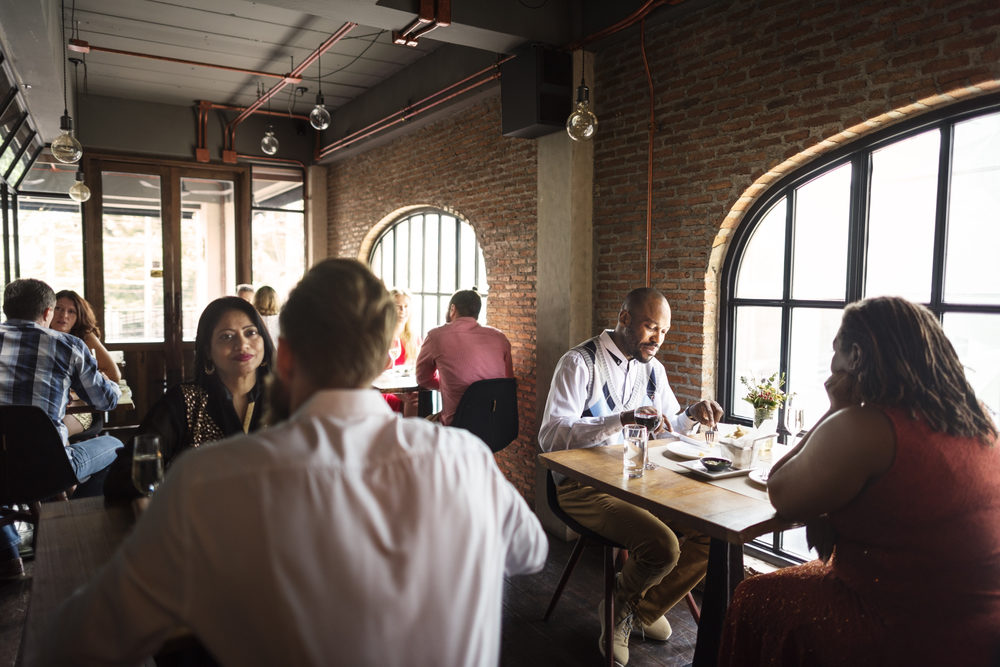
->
xmin=306 ymin=165 xmax=328 ymax=267
xmin=533 ymin=50 xmax=595 ymax=536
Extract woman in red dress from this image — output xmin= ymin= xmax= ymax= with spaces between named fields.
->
xmin=719 ymin=296 xmax=1000 ymax=667
xmin=383 ymin=288 xmax=421 ymax=415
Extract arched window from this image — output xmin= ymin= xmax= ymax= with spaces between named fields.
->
xmin=369 ymin=208 xmax=489 ymax=337
xmin=720 ymin=95 xmax=1000 ymax=561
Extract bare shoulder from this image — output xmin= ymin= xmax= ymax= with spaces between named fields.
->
xmin=821 ymin=405 xmax=895 ymax=470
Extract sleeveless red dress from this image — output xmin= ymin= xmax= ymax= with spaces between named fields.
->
xmin=719 ymin=407 xmax=1000 ymax=666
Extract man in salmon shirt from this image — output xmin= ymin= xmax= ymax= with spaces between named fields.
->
xmin=416 ymin=288 xmax=514 ymax=425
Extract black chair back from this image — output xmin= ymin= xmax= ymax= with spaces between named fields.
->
xmin=0 ymin=405 xmax=79 ymax=505
xmin=450 ymin=378 xmax=519 ymax=452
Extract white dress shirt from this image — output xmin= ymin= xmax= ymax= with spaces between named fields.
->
xmin=40 ymin=389 xmax=547 ymax=667
xmin=539 ymin=331 xmax=694 ymax=452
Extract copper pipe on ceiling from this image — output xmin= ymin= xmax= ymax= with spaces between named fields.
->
xmin=393 ymin=0 xmax=451 ymax=47
xmin=225 ymin=22 xmax=357 ymax=153
xmin=66 ymin=39 xmax=300 ymax=82
xmin=195 ymin=100 xmax=310 ymax=162
xmin=318 ymin=54 xmax=511 ymax=160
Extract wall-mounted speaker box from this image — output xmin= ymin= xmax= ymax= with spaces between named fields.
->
xmin=500 ymin=43 xmax=572 ymax=139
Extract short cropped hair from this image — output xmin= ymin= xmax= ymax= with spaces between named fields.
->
xmin=449 ymin=289 xmax=482 ymax=319
xmin=3 ymin=278 xmax=56 ymax=321
xmin=237 ymin=284 xmax=255 ymax=297
xmin=280 ymin=259 xmax=396 ymax=388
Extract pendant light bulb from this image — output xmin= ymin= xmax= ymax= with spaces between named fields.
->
xmin=51 ymin=114 xmax=83 ymax=163
xmin=68 ymin=171 xmax=91 ymax=203
xmin=260 ymin=124 xmax=279 ymax=155
xmin=566 ymin=84 xmax=597 ymax=142
xmin=309 ymin=93 xmax=331 ymax=130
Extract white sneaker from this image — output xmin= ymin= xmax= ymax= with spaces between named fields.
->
xmin=638 ymin=614 xmax=672 ymax=641
xmin=597 ymin=600 xmax=632 ymax=666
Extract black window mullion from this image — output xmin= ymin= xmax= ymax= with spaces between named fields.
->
xmin=846 ymin=153 xmax=869 ymax=303
xmin=929 ymin=121 xmax=953 ymax=316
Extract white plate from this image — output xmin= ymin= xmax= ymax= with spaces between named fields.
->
xmin=676 ymin=459 xmax=752 ymax=480
xmin=663 ymin=440 xmax=714 ymax=460
xmin=748 ymin=469 xmax=769 ymax=487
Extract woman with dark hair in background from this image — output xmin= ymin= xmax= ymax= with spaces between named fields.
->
xmin=104 ymin=296 xmax=275 ymax=499
xmin=719 ymin=296 xmax=1000 ymax=666
xmin=51 ymin=290 xmax=122 ymax=436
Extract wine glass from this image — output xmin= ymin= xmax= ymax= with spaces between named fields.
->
xmin=132 ymin=434 xmax=164 ymax=497
xmin=635 ymin=405 xmax=660 ymax=469
xmin=387 ymin=340 xmax=402 ymax=368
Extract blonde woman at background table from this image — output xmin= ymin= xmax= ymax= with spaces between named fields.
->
xmin=719 ymin=296 xmax=1000 ymax=667
xmin=253 ymin=284 xmax=281 ymax=347
xmin=384 ymin=288 xmax=421 ymax=416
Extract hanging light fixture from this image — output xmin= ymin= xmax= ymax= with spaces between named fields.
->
xmin=258 ymin=82 xmax=279 ymax=154
xmin=68 ymin=170 xmax=91 ymax=202
xmin=309 ymin=51 xmax=331 ymax=130
xmin=566 ymin=51 xmax=597 ymax=142
xmin=260 ymin=124 xmax=279 ymax=155
xmin=51 ymin=1 xmax=83 ymax=163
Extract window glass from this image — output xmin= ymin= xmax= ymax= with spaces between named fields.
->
xmin=18 ymin=151 xmax=79 ymax=194
xmin=865 ymin=130 xmax=939 ymax=301
xmin=181 ymin=177 xmax=236 ymax=340
xmin=787 ymin=307 xmax=843 ymax=428
xmin=791 ymin=163 xmax=851 ymax=300
xmin=369 ymin=209 xmax=487 ymax=338
xmin=945 ymin=112 xmax=1000 ymax=305
xmin=943 ymin=312 xmax=1000 ymax=415
xmin=250 ymin=167 xmax=305 ymax=305
xmin=735 ymin=198 xmax=785 ymax=299
xmin=731 ymin=306 xmax=782 ymax=421
xmin=102 ymin=172 xmax=164 ymax=343
xmin=15 ymin=195 xmax=84 ymax=293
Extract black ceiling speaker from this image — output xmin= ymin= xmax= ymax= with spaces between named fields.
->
xmin=500 ymin=43 xmax=572 ymax=139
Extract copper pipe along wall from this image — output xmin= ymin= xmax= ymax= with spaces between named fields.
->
xmin=226 ymin=22 xmax=357 ymax=150
xmin=195 ymin=101 xmax=309 ymax=159
xmin=319 ymin=55 xmax=511 ymax=159
xmin=69 ymin=40 xmax=296 ymax=81
xmin=641 ymin=19 xmax=655 ymax=288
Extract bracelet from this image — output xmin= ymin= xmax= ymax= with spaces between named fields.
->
xmin=685 ymin=404 xmax=694 ymax=419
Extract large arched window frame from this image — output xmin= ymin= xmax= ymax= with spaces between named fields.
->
xmin=719 ymin=93 xmax=1000 ymax=562
xmin=368 ymin=207 xmax=489 ymax=338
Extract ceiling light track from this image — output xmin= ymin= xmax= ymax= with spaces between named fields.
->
xmin=393 ymin=0 xmax=451 ymax=47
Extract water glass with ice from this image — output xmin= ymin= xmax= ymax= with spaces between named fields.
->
xmin=132 ymin=434 xmax=164 ymax=497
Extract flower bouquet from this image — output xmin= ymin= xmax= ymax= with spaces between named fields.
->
xmin=740 ymin=372 xmax=786 ymax=428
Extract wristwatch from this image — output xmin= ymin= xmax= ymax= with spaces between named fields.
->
xmin=685 ymin=404 xmax=695 ymax=419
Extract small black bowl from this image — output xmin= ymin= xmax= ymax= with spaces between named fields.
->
xmin=700 ymin=456 xmax=732 ymax=472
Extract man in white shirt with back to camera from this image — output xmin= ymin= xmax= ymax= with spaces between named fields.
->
xmin=41 ymin=259 xmax=548 ymax=667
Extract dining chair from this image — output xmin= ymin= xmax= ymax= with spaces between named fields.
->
xmin=543 ymin=469 xmax=623 ymax=666
xmin=542 ymin=469 xmax=701 ymax=665
xmin=0 ymin=405 xmax=79 ymax=547
xmin=449 ymin=378 xmax=519 ymax=453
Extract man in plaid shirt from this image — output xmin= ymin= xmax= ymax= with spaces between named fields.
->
xmin=0 ymin=278 xmax=122 ymax=580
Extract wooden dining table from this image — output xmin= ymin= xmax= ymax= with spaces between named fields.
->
xmin=539 ymin=441 xmax=798 ymax=667
xmin=371 ymin=367 xmax=433 ymax=416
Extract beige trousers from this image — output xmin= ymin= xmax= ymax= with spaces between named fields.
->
xmin=557 ymin=479 xmax=710 ymax=625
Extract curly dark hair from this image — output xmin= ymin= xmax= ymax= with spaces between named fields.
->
xmin=838 ymin=296 xmax=997 ymax=444
xmin=55 ymin=290 xmax=102 ymax=339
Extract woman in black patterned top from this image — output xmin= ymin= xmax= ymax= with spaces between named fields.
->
xmin=104 ymin=297 xmax=276 ymax=500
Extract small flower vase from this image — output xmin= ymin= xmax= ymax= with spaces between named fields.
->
xmin=753 ymin=407 xmax=777 ymax=455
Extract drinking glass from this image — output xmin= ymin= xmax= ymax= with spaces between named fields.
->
xmin=623 ymin=425 xmax=647 ymax=479
xmin=132 ymin=434 xmax=164 ymax=497
xmin=634 ymin=406 xmax=660 ymax=469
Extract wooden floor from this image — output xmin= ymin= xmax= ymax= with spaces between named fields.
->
xmin=0 ymin=528 xmax=700 ymax=667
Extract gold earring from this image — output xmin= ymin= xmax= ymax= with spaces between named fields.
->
xmin=205 ymin=360 xmax=216 ymax=375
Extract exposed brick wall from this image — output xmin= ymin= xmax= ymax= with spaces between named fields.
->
xmin=592 ymin=0 xmax=1000 ymax=405
xmin=326 ymin=0 xmax=1000 ymax=505
xmin=325 ymin=95 xmax=540 ymax=502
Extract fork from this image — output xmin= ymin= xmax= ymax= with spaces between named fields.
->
xmin=703 ymin=425 xmax=717 ymax=446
